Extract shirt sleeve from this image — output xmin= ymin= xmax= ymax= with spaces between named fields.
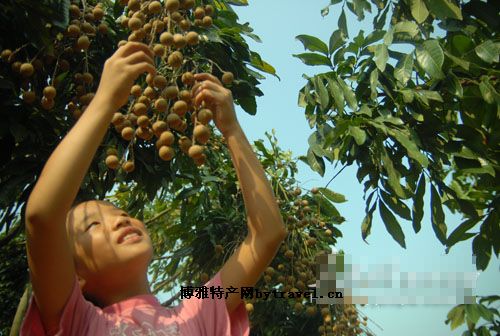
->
xmin=20 ymin=276 xmax=100 ymax=336
xmin=175 ymin=271 xmax=249 ymax=336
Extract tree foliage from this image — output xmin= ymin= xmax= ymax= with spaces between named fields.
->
xmin=295 ymin=0 xmax=499 ymax=271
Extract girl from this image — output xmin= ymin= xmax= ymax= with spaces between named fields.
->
xmin=21 ymin=41 xmax=287 ymax=335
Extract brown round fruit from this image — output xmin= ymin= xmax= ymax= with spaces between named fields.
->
xmin=77 ymin=35 xmax=91 ymax=50
xmin=67 ymin=24 xmax=81 ymax=38
xmin=160 ymin=32 xmax=174 ymax=46
xmin=202 ymin=16 xmax=212 ymax=27
xmin=20 ymin=63 xmax=34 ymax=78
xmin=122 ymin=160 xmax=135 ymax=172
xmin=154 ymin=98 xmax=168 ymax=113
xmin=178 ymin=90 xmax=191 ymax=102
xmin=130 ymin=84 xmax=142 ymax=97
xmin=166 ymin=113 xmax=182 ymax=128
xmin=159 ymin=146 xmax=175 ymax=161
xmin=172 ymin=100 xmax=188 ymax=116
xmin=193 ymin=124 xmax=210 ymax=144
xmin=193 ymin=153 xmax=206 ymax=166
xmin=178 ymin=136 xmax=192 ymax=153
xmin=197 ymin=108 xmax=213 ymax=125
xmin=121 ymin=126 xmax=135 ymax=141
xmin=185 ymin=31 xmax=199 ymax=45
xmin=221 ymin=72 xmax=234 ymax=85
xmin=23 ymin=91 xmax=36 ymax=104
xmin=181 ymin=71 xmax=195 ymax=86
xmin=82 ymin=72 xmax=93 ymax=84
xmin=156 ymin=130 xmax=175 ymax=147
xmin=93 ymin=7 xmax=104 ymax=20
xmin=167 ymin=51 xmax=183 ymax=68
xmin=188 ymin=145 xmax=204 ymax=159
xmin=137 ymin=115 xmax=150 ymax=128
xmin=43 ymin=86 xmax=57 ymax=99
xmin=111 ymin=112 xmax=125 ymax=125
xmin=163 ymin=85 xmax=178 ymax=99
xmin=173 ymin=34 xmax=187 ymax=49
xmin=41 ymin=97 xmax=54 ymax=110
xmin=148 ymin=1 xmax=162 ymax=14
xmin=153 ymin=75 xmax=168 ymax=89
xmin=179 ymin=19 xmax=191 ymax=31
xmin=133 ymin=102 xmax=147 ymax=116
xmin=105 ymin=155 xmax=120 ymax=169
xmin=152 ymin=121 xmax=168 ymax=137
xmin=194 ymin=7 xmax=205 ymax=19
xmin=165 ymin=0 xmax=180 ymax=12
xmin=245 ymin=303 xmax=254 ymax=313
xmin=153 ymin=43 xmax=165 ymax=56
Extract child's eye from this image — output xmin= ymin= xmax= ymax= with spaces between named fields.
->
xmin=85 ymin=222 xmax=100 ymax=231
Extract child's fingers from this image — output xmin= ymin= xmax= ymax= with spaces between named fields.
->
xmin=192 ymin=80 xmax=223 ymax=98
xmin=193 ymin=88 xmax=221 ymax=107
xmin=116 ymin=41 xmax=154 ymax=60
xmin=194 ymin=73 xmax=223 ymax=86
xmin=123 ymin=50 xmax=155 ymax=68
xmin=128 ymin=62 xmax=156 ymax=79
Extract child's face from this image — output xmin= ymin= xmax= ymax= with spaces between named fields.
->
xmin=66 ymin=200 xmax=153 ymax=284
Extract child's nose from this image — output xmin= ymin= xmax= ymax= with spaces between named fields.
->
xmin=112 ymin=215 xmax=131 ymax=230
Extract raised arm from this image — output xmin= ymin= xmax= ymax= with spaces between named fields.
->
xmin=24 ymin=42 xmax=155 ymax=333
xmin=192 ymin=73 xmax=287 ymax=313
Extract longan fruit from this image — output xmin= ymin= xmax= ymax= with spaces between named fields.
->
xmin=166 ymin=113 xmax=182 ymax=128
xmin=20 ymin=63 xmax=34 ymax=78
xmin=193 ymin=124 xmax=210 ymax=144
xmin=245 ymin=303 xmax=254 ymax=313
xmin=128 ymin=17 xmax=142 ymax=31
xmin=138 ymin=95 xmax=150 ymax=106
xmin=59 ymin=59 xmax=70 ymax=72
xmin=22 ymin=91 xmax=36 ymax=104
xmin=200 ymin=272 xmax=209 ymax=283
xmin=82 ymin=22 xmax=96 ymax=34
xmin=41 ymin=97 xmax=54 ymax=110
xmin=98 ymin=22 xmax=108 ymax=34
xmin=127 ymin=0 xmax=140 ymax=11
xmin=153 ymin=75 xmax=168 ymax=89
xmin=222 ymin=72 xmax=234 ymax=85
xmin=183 ymin=0 xmax=195 ymax=9
xmin=133 ymin=102 xmax=147 ymax=116
xmin=165 ymin=0 xmax=180 ymax=12
xmin=173 ymin=34 xmax=187 ymax=49
xmin=167 ymin=51 xmax=183 ymax=68
xmin=93 ymin=7 xmax=104 ymax=20
xmin=194 ymin=18 xmax=203 ymax=27
xmin=82 ymin=72 xmax=93 ymax=84
xmin=84 ymin=12 xmax=95 ymax=22
xmin=160 ymin=32 xmax=174 ymax=47
xmin=69 ymin=4 xmax=81 ymax=18
xmin=202 ymin=16 xmax=212 ymax=27
xmin=194 ymin=7 xmax=205 ymax=19
xmin=130 ymin=84 xmax=142 ymax=97
xmin=159 ymin=146 xmax=175 ymax=161
xmin=153 ymin=43 xmax=165 ymax=56
xmin=143 ymin=86 xmax=156 ymax=99
xmin=305 ymin=306 xmax=317 ymax=316
xmin=152 ymin=121 xmax=168 ymax=137
xmin=178 ymin=136 xmax=192 ymax=153
xmin=1 ymin=49 xmax=12 ymax=62
xmin=105 ymin=155 xmax=120 ymax=169
xmin=170 ymin=11 xmax=183 ymax=22
xmin=137 ymin=115 xmax=150 ymax=128
xmin=185 ymin=31 xmax=199 ymax=45
xmin=154 ymin=98 xmax=168 ymax=113
xmin=284 ymin=250 xmax=294 ymax=259
xmin=179 ymin=19 xmax=191 ymax=31
xmin=172 ymin=100 xmax=188 ymax=116
xmin=193 ymin=153 xmax=206 ymax=166
xmin=188 ymin=145 xmax=204 ymax=158
xmin=121 ymin=126 xmax=135 ymax=141
xmin=152 ymin=19 xmax=165 ymax=32
xmin=136 ymin=126 xmax=153 ymax=140
xmin=163 ymin=86 xmax=178 ymax=99
xmin=324 ymin=229 xmax=332 ymax=236
xmin=197 ymin=108 xmax=213 ymax=124
xmin=311 ymin=187 xmax=319 ymax=194
xmin=122 ymin=160 xmax=135 ymax=173
xmin=156 ymin=130 xmax=175 ymax=147
xmin=67 ymin=24 xmax=81 ymax=38
xmin=214 ymin=244 xmax=223 ymax=253
xmin=181 ymin=71 xmax=195 ymax=86
xmin=77 ymin=35 xmax=90 ymax=50
xmin=148 ymin=1 xmax=162 ymax=14
xmin=178 ymin=90 xmax=191 ymax=102
xmin=43 ymin=86 xmax=57 ymax=99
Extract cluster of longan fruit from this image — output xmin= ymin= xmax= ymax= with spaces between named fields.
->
xmin=103 ymin=0 xmax=235 ymax=172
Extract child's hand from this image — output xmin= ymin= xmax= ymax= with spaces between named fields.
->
xmin=191 ymin=73 xmax=240 ymax=136
xmin=94 ymin=42 xmax=156 ymax=112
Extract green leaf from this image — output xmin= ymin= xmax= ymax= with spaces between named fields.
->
xmin=338 ymin=9 xmax=348 ymax=38
xmin=416 ymin=40 xmax=445 ymax=79
xmin=329 ymin=30 xmax=346 ymax=55
xmin=293 ymin=53 xmax=332 ymax=66
xmin=318 ymin=188 xmax=347 ymax=203
xmin=313 ymin=76 xmax=330 ymax=110
xmin=313 ymin=194 xmax=342 ymax=219
xmin=381 ymin=190 xmax=412 ymax=221
xmin=394 ymin=53 xmax=414 ymax=85
xmin=307 ymin=148 xmax=325 ymax=176
xmin=349 ymin=126 xmax=367 ymax=145
xmin=465 ymin=304 xmax=481 ymax=324
xmin=381 ymin=152 xmax=406 ymax=199
xmin=479 ymin=78 xmax=500 ymax=105
xmin=249 ymin=52 xmax=278 ymax=78
xmin=337 ymin=78 xmax=357 ymax=109
xmin=361 ymin=202 xmax=376 ymax=242
xmin=412 ymin=173 xmax=426 ymax=233
xmin=327 ymin=77 xmax=345 ymax=114
xmin=425 ymin=0 xmax=463 ymax=20
xmin=446 ymin=71 xmax=463 ymax=98
xmin=431 ymin=185 xmax=447 ymax=244
xmin=374 ymin=44 xmax=389 ymax=72
xmin=446 ymin=218 xmax=479 ymax=250
xmin=379 ymin=199 xmax=406 ymax=248
xmin=410 ymin=0 xmax=429 ymax=23
xmin=296 ymin=34 xmax=329 ymax=55
xmin=475 ymin=40 xmax=499 ymax=64
xmin=394 ymin=21 xmax=419 ymax=37
xmin=388 ymin=129 xmax=429 ymax=167
xmin=370 ymin=69 xmax=379 ymax=100
xmin=477 ymin=304 xmax=494 ymax=322
xmin=446 ymin=305 xmax=465 ymax=330
xmin=445 ymin=52 xmax=470 ymax=71
xmin=227 ymin=0 xmax=248 ymax=5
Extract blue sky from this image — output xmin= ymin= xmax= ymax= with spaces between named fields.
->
xmin=231 ymin=1 xmax=500 ymax=335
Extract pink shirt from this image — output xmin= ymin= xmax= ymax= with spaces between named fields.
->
xmin=21 ymin=272 xmax=249 ymax=336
